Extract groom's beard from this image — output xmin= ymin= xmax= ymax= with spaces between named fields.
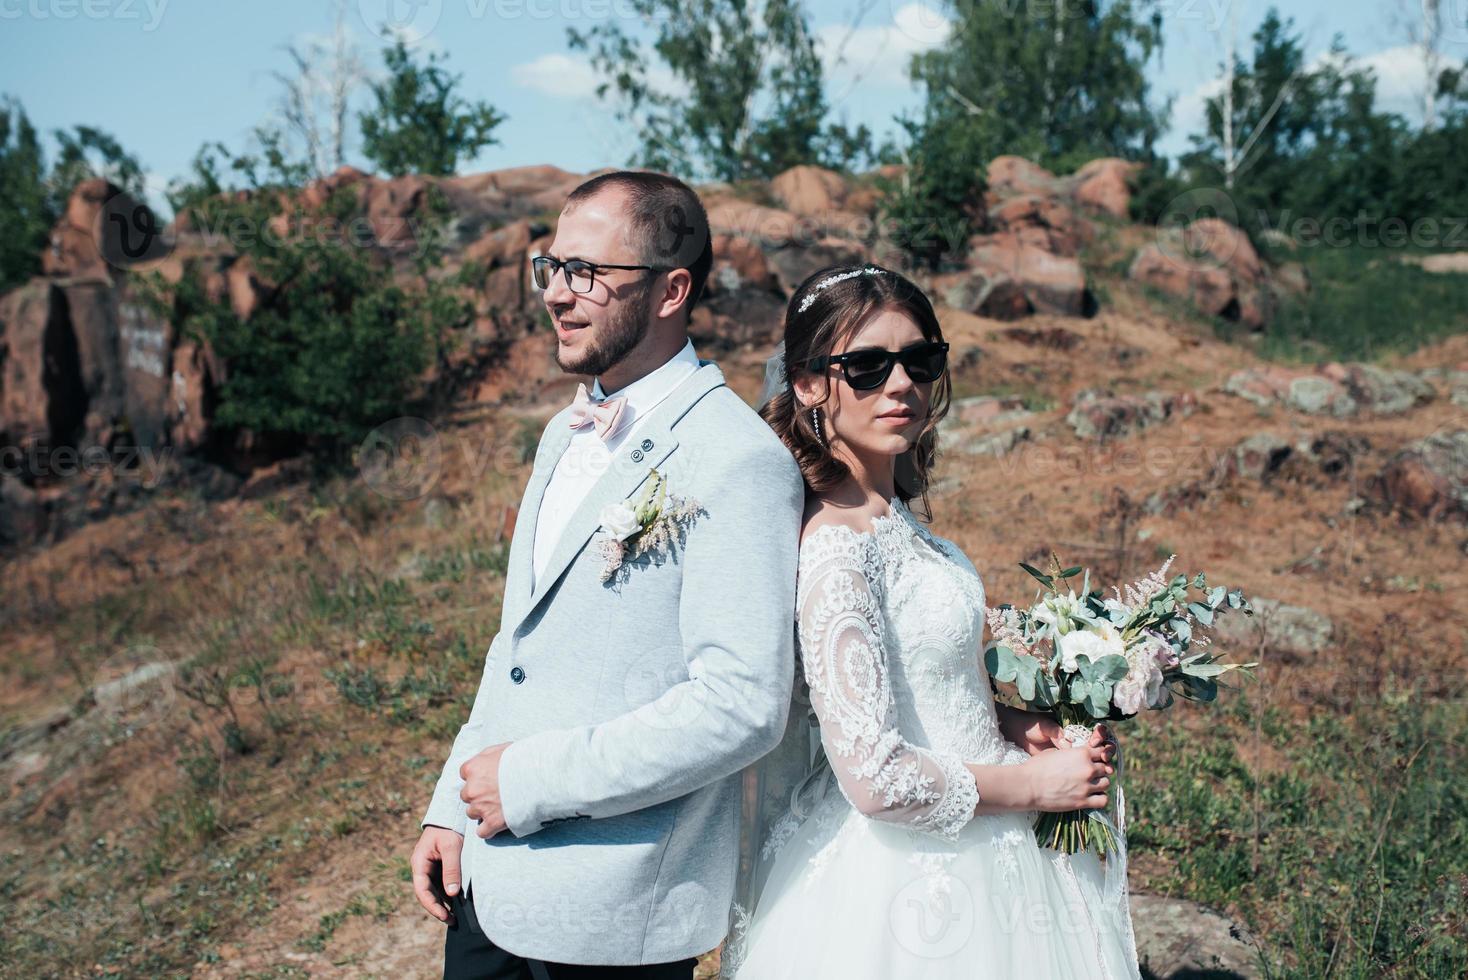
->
xmin=556 ymin=282 xmax=655 ymax=379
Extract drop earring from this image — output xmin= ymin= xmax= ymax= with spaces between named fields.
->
xmin=811 ymin=407 xmax=826 ymax=446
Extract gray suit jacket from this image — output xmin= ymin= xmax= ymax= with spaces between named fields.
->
xmin=421 ymin=359 xmax=803 ymax=965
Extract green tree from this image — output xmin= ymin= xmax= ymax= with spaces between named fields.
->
xmin=358 ymin=38 xmax=505 ymax=177
xmin=910 ymin=0 xmax=1168 ymax=174
xmin=0 ymin=97 xmax=52 ymax=293
xmin=158 ymin=126 xmax=476 ymax=465
xmin=568 ymin=0 xmax=873 ymax=181
xmin=1176 ymin=9 xmax=1410 ymax=238
xmin=0 ymin=97 xmax=149 ymax=292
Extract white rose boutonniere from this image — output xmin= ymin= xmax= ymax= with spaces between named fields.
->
xmin=594 ymin=468 xmax=704 ymax=584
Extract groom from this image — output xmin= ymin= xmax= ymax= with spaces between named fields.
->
xmin=411 ymin=170 xmax=804 ymax=978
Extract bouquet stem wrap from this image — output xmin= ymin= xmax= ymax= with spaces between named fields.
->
xmin=1039 ymin=720 xmax=1128 ymax=912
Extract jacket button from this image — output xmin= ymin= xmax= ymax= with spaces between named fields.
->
xmin=640 ymin=439 xmax=653 ymax=451
xmin=631 ymin=449 xmax=644 ymax=462
xmin=510 ymin=666 xmax=525 ymax=684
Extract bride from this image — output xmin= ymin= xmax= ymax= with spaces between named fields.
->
xmin=724 ymin=264 xmax=1140 ymax=978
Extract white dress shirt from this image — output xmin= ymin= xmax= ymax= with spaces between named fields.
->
xmin=531 ymin=339 xmax=701 ymax=588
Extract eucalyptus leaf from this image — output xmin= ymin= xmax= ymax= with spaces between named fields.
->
xmin=1015 ymin=657 xmax=1040 ymax=701
xmin=1187 ymin=601 xmax=1214 ymax=626
xmin=1019 ymin=562 xmax=1055 ymax=587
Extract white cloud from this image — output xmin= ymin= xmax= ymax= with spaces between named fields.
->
xmin=1345 ymin=44 xmax=1464 ymax=124
xmin=816 ymin=1 xmax=951 ymax=98
xmin=511 ymin=53 xmax=601 ymax=100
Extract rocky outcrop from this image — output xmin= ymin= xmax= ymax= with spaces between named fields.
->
xmin=1223 ymin=363 xmax=1435 ymax=417
xmin=1066 ymin=387 xmax=1199 ymax=441
xmin=1130 ymin=893 xmax=1263 ymax=979
xmin=1130 ymin=218 xmax=1270 ymax=328
xmin=1213 ymin=597 xmax=1334 ymax=661
xmin=1368 ymin=429 xmax=1468 ymax=519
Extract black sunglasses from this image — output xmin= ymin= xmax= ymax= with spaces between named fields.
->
xmin=530 ymin=254 xmax=669 ymax=294
xmin=808 ymin=341 xmax=950 ymax=390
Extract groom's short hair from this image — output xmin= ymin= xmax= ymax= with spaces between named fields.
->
xmin=564 ymin=171 xmax=713 ymax=324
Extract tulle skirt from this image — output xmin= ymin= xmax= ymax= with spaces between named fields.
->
xmin=725 ymin=787 xmax=1140 ymax=980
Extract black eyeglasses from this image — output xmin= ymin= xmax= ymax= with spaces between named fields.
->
xmin=530 ymin=254 xmax=669 ymax=294
xmin=808 ymin=341 xmax=950 ymax=390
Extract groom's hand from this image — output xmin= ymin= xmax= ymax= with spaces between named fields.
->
xmin=411 ymin=826 xmax=463 ymax=924
xmin=460 ymin=742 xmax=511 ymax=838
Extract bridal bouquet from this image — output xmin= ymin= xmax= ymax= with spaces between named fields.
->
xmin=984 ymin=553 xmax=1256 ymax=857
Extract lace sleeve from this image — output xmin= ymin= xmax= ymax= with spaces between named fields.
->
xmin=797 ymin=528 xmax=979 ymax=842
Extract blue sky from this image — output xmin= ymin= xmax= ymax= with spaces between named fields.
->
xmin=2 ymin=0 xmax=1458 ymax=216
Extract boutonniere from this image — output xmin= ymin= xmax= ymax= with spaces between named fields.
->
xmin=594 ymin=468 xmax=704 ymax=584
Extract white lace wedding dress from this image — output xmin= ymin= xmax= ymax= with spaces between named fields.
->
xmin=723 ymin=497 xmax=1140 ymax=979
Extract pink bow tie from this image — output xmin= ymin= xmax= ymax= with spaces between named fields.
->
xmin=568 ymin=383 xmax=628 ymax=440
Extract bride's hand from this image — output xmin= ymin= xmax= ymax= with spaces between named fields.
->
xmin=1022 ymin=742 xmax=1113 ymax=812
xmin=997 ymin=705 xmax=1066 ymax=756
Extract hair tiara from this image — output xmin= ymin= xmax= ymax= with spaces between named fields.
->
xmin=796 ymin=266 xmax=885 ymax=314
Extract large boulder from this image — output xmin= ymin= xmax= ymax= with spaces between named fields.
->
xmin=706 ymin=199 xmax=804 ymax=248
xmin=1070 ymin=158 xmax=1141 ymax=219
xmin=706 ymin=234 xmax=779 ymax=296
xmin=987 ymin=155 xmax=1065 ymax=198
xmin=1130 ymin=893 xmax=1263 ymax=979
xmin=1130 ymin=218 xmax=1269 ymax=328
xmin=968 ymin=232 xmax=1090 ymax=317
xmin=1223 ymin=364 xmax=1435 ymax=418
xmin=766 ymin=238 xmax=867 ymax=295
xmin=1066 ymin=387 xmax=1198 ymax=440
xmin=987 ymin=194 xmax=1091 ymax=257
xmin=1369 ymin=429 xmax=1468 ymax=519
xmin=0 ymin=280 xmax=64 ymax=450
xmin=1213 ymin=597 xmax=1334 ymax=661
xmin=770 ymin=165 xmax=850 ymax=217
xmin=363 ymin=173 xmax=435 ymax=250
xmin=1320 ymin=362 xmax=1435 ymax=416
xmin=931 ymin=268 xmax=1031 ymax=320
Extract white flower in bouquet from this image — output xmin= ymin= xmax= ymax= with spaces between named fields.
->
xmin=1033 ymin=589 xmax=1085 ymax=635
xmin=1058 ymin=619 xmax=1125 ymax=673
xmin=1115 ymin=634 xmax=1169 ymax=713
xmin=598 ymin=501 xmax=641 ymax=542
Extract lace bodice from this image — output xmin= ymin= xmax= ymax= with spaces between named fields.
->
xmin=796 ymin=496 xmax=1028 ymax=844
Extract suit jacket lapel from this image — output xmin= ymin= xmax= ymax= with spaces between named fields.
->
xmin=501 ymin=410 xmax=573 ymax=631
xmin=502 ymin=361 xmax=726 ymax=637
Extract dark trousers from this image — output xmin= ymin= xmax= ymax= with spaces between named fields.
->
xmin=443 ymin=884 xmax=699 ymax=980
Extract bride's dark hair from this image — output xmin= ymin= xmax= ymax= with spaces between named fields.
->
xmin=759 ymin=263 xmax=950 ymax=518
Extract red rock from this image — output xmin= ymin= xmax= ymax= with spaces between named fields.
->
xmin=987 ymin=194 xmax=1091 ymax=257
xmin=707 ymin=234 xmax=777 ymax=296
xmin=364 ymin=174 xmax=433 ymax=248
xmin=0 ymin=280 xmax=57 ymax=449
xmin=968 ymin=232 xmax=1089 ymax=316
xmin=987 ymin=156 xmax=1061 ymax=198
xmin=1184 ymin=218 xmax=1263 ymax=284
xmin=1129 ymin=242 xmax=1237 ymax=319
xmin=766 ymin=237 xmax=867 ymax=294
xmin=931 ymin=268 xmax=1031 ymax=320
xmin=706 ymin=199 xmax=803 ymax=247
xmin=770 ymin=165 xmax=850 ymax=216
xmin=1071 ymin=158 xmax=1140 ymax=219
